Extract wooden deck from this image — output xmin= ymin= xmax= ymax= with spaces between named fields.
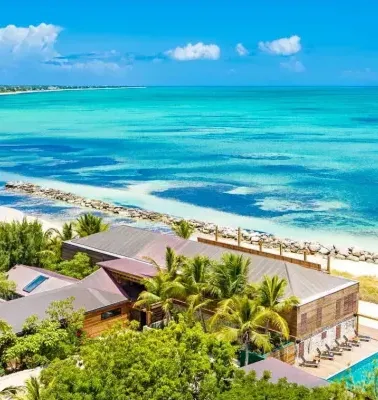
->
xmin=296 ymin=326 xmax=378 ymax=379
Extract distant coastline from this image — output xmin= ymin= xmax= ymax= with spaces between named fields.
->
xmin=0 ymin=86 xmax=146 ymax=96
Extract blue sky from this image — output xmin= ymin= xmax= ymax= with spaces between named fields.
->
xmin=1 ymin=0 xmax=378 ymax=86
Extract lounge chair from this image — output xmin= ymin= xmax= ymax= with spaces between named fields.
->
xmin=316 ymin=347 xmax=334 ymax=360
xmin=335 ymin=339 xmax=353 ymax=351
xmin=326 ymin=343 xmax=343 ymax=356
xmin=343 ymin=335 xmax=361 ymax=347
xmin=299 ymin=355 xmax=320 ymax=368
xmin=354 ymin=329 xmax=371 ymax=342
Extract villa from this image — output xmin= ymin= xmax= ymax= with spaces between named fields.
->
xmin=59 ymin=225 xmax=360 ymax=364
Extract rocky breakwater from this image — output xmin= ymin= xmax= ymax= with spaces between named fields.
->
xmin=5 ymin=181 xmax=378 ymax=264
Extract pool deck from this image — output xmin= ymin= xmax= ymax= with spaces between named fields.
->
xmin=296 ymin=326 xmax=378 ymax=379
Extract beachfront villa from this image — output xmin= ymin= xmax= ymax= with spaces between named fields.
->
xmin=59 ymin=225 xmax=360 ymax=364
xmin=0 ymin=223 xmax=375 ymax=386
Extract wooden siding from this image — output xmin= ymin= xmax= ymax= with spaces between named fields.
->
xmin=267 ymin=342 xmax=296 ymax=365
xmin=197 ymin=237 xmax=321 ymax=271
xmin=294 ymin=283 xmax=359 ymax=339
xmin=62 ymin=242 xmax=119 ymax=264
xmin=83 ymin=303 xmax=129 ymax=337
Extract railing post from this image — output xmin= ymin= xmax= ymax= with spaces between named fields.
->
xmin=258 ymin=240 xmax=263 ymax=252
xmin=237 ymin=227 xmax=241 ymax=247
xmin=279 ymin=243 xmax=283 ymax=256
xmin=304 ymin=250 xmax=308 ymax=262
xmin=215 ymin=225 xmax=219 ymax=242
xmin=327 ymin=255 xmax=331 ymax=273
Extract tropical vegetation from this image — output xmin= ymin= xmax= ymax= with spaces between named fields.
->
xmin=136 ymin=247 xmax=299 ymax=362
xmin=171 ymin=219 xmax=195 ymax=239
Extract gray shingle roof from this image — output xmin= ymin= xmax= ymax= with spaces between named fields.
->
xmin=7 ymin=265 xmax=77 ymax=297
xmin=68 ymin=225 xmax=357 ymax=305
xmin=241 ymin=358 xmax=329 ymax=388
xmin=0 ymin=269 xmax=128 ymax=333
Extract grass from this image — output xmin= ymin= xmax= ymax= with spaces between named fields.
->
xmin=332 ymin=270 xmax=378 ymax=304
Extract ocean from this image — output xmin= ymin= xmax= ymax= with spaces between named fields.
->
xmin=0 ymin=87 xmax=377 ymax=250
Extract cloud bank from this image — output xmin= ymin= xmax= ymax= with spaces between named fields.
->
xmin=258 ymin=35 xmax=301 ymax=56
xmin=165 ymin=42 xmax=220 ymax=61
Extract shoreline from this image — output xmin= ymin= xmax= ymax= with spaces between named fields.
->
xmin=4 ymin=181 xmax=378 ymax=266
xmin=0 ymin=86 xmax=146 ymax=96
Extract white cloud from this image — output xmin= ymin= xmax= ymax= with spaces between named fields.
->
xmin=0 ymin=23 xmax=61 ymax=61
xmin=258 ymin=35 xmax=301 ymax=56
xmin=280 ymin=58 xmax=305 ymax=72
xmin=48 ymin=59 xmax=129 ymax=75
xmin=235 ymin=43 xmax=248 ymax=56
xmin=342 ymin=68 xmax=377 ymax=81
xmin=165 ymin=42 xmax=220 ymax=61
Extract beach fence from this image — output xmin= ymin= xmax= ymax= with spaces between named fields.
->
xmin=198 ymin=227 xmax=323 ymax=272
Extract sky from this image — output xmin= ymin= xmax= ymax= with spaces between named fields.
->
xmin=1 ymin=0 xmax=378 ymax=86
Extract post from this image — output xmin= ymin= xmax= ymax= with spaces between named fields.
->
xmin=237 ymin=227 xmax=241 ymax=247
xmin=259 ymin=240 xmax=263 ymax=252
xmin=304 ymin=250 xmax=307 ymax=262
xmin=279 ymin=243 xmax=283 ymax=256
xmin=356 ymin=313 xmax=359 ymax=335
xmin=327 ymin=255 xmax=331 ymax=274
xmin=146 ymin=310 xmax=152 ymax=326
xmin=215 ymin=225 xmax=219 ymax=242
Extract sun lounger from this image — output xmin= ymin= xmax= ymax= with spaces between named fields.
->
xmin=354 ymin=329 xmax=371 ymax=342
xmin=343 ymin=335 xmax=361 ymax=347
xmin=326 ymin=343 xmax=343 ymax=355
xmin=316 ymin=347 xmax=334 ymax=360
xmin=335 ymin=339 xmax=353 ymax=351
xmin=300 ymin=355 xmax=320 ymax=368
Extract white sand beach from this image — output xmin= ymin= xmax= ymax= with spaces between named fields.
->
xmin=0 ymin=87 xmax=145 ymax=96
xmin=0 ymin=206 xmax=62 ymax=231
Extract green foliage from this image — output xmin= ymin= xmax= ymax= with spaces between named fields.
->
xmin=50 ymin=252 xmax=95 ymax=279
xmin=171 ymin=219 xmax=195 ymax=239
xmin=74 ymin=214 xmax=109 ymax=237
xmin=0 ymin=298 xmax=84 ymax=372
xmin=217 ymin=371 xmax=351 ymax=400
xmin=39 ymin=320 xmax=236 ymax=400
xmin=0 ymin=273 xmax=16 ymax=300
xmin=0 ymin=219 xmax=50 ymax=271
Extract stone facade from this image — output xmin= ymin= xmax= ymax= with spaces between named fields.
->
xmin=296 ymin=317 xmax=356 ymax=362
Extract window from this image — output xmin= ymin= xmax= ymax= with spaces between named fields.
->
xmin=316 ymin=308 xmax=322 ymax=328
xmin=101 ymin=308 xmax=122 ymax=320
xmin=23 ymin=275 xmax=49 ymax=293
xmin=344 ymin=293 xmax=358 ymax=315
xmin=336 ymin=325 xmax=341 ymax=339
xmin=300 ymin=313 xmax=308 ymax=334
xmin=298 ymin=342 xmax=304 ymax=357
xmin=321 ymin=331 xmax=327 ymax=340
xmin=336 ymin=299 xmax=341 ymax=319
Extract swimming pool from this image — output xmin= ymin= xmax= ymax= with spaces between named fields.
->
xmin=328 ymin=352 xmax=378 ymax=386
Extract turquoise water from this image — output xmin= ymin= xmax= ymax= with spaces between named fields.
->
xmin=328 ymin=352 xmax=378 ymax=386
xmin=0 ymin=87 xmax=377 ymax=248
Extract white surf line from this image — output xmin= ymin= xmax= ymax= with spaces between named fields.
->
xmin=1 ymin=171 xmax=378 ymax=252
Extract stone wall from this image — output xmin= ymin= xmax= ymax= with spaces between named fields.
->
xmin=296 ymin=317 xmax=356 ymax=362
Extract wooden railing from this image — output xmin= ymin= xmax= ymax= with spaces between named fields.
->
xmin=197 ymin=237 xmax=322 ymax=271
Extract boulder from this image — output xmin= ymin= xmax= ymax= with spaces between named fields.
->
xmin=347 ymin=255 xmax=360 ymax=262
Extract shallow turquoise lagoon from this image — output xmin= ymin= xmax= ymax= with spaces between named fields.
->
xmin=0 ymin=87 xmax=378 ymax=248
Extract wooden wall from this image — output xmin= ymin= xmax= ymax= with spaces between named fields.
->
xmin=197 ymin=237 xmax=321 ymax=271
xmin=294 ymin=283 xmax=359 ymax=339
xmin=267 ymin=342 xmax=296 ymax=365
xmin=83 ymin=303 xmax=129 ymax=337
xmin=62 ymin=242 xmax=119 ymax=264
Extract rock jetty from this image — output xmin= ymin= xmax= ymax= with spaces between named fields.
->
xmin=5 ymin=181 xmax=378 ymax=264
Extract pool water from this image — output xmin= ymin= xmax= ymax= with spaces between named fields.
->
xmin=328 ymin=352 xmax=378 ymax=386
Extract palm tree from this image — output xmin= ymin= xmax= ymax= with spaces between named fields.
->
xmin=135 ymin=271 xmax=184 ymax=323
xmin=210 ymin=295 xmax=273 ymax=366
xmin=4 ymin=377 xmax=42 ymax=400
xmin=210 ymin=253 xmax=250 ymax=300
xmin=171 ymin=219 xmax=195 ymax=239
xmin=258 ymin=275 xmax=299 ymax=337
xmin=45 ymin=222 xmax=76 ymax=241
xmin=180 ymin=255 xmax=213 ymax=329
xmin=145 ymin=247 xmax=185 ymax=280
xmin=74 ymin=213 xmax=109 ymax=237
